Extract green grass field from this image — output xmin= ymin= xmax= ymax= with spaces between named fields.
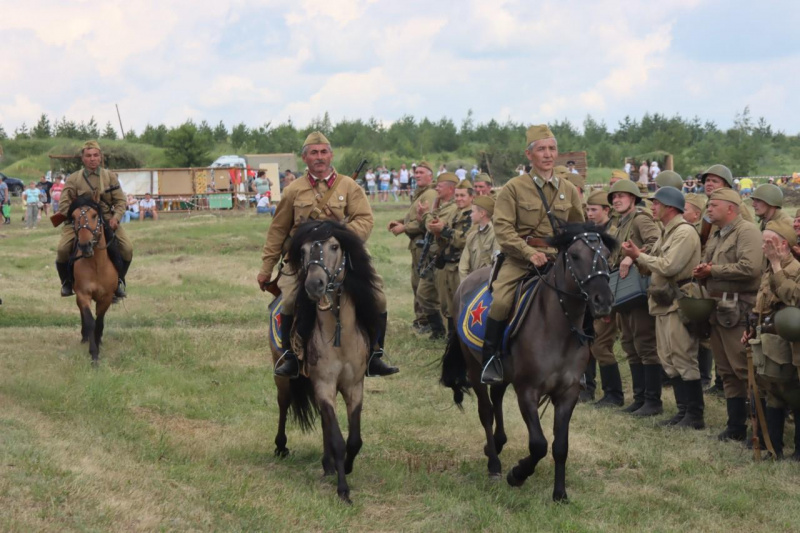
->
xmin=1 ymin=206 xmax=800 ymax=532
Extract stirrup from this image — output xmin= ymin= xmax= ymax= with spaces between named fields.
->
xmin=274 ymin=350 xmax=300 ymax=379
xmin=115 ymin=279 xmax=127 ymax=298
xmin=61 ymin=282 xmax=74 ymax=297
xmin=366 ymin=350 xmax=399 ymax=377
xmin=480 ymin=355 xmax=504 ymax=385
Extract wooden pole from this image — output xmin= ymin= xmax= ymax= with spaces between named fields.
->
xmin=115 ymin=104 xmax=126 ymax=138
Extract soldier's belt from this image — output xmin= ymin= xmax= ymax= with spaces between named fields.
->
xmin=708 ymin=291 xmax=756 ymax=305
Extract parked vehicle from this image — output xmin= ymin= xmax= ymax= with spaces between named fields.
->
xmin=0 ymin=172 xmax=24 ymax=195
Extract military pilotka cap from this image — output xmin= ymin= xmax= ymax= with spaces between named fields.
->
xmin=526 ymin=124 xmax=555 ymax=145
xmin=684 ymin=193 xmax=706 ymax=212
xmin=302 ymin=131 xmax=331 ymax=147
xmin=81 ymin=140 xmax=101 ymax=152
xmin=765 ymin=219 xmax=797 ymax=245
xmin=437 ymin=172 xmax=459 ymax=184
xmin=474 ymin=172 xmax=492 ymax=184
xmin=709 ymin=188 xmax=742 ymax=206
xmin=457 ymin=179 xmax=473 ymax=190
xmin=587 ymin=189 xmax=610 ymax=207
xmin=611 ymin=169 xmax=629 ymax=180
xmin=472 ymin=196 xmax=495 ymax=217
xmin=417 ymin=161 xmax=434 ymax=172
xmin=554 ymin=165 xmax=569 ymax=176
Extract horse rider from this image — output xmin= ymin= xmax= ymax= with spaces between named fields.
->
xmin=751 ymin=183 xmax=790 ymax=231
xmin=693 ymin=188 xmax=762 ymax=441
xmin=55 ymin=140 xmax=132 ymax=299
xmin=388 ymin=161 xmax=438 ymax=334
xmin=607 ymin=179 xmax=663 ymax=416
xmin=623 ymin=186 xmax=705 ymax=429
xmin=257 ymin=131 xmax=398 ymax=379
xmin=459 ymin=195 xmax=498 ymax=281
xmin=480 ymin=124 xmax=584 ymax=385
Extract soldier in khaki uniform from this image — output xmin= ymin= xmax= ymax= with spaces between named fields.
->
xmin=473 ymin=173 xmax=496 ymax=199
xmin=624 ymin=187 xmax=705 ymax=429
xmin=699 ymin=164 xmax=754 ymax=247
xmin=751 ymin=183 xmax=790 ymax=231
xmin=257 ymin=132 xmax=397 ymax=378
xmin=654 ymin=170 xmax=684 ymax=191
xmin=389 ymin=161 xmax=438 ymax=333
xmin=432 ymin=179 xmax=473 ymax=338
xmin=607 ymin=179 xmax=663 ymax=416
xmin=582 ymin=189 xmax=625 ymax=406
xmin=481 ymin=125 xmax=584 ymax=384
xmin=459 ymin=196 xmax=498 ymax=281
xmin=424 ymin=173 xmax=461 ymax=339
xmin=55 ymin=140 xmax=132 ymax=299
xmin=608 ymin=169 xmax=629 ymax=188
xmin=693 ymin=188 xmax=762 ymax=441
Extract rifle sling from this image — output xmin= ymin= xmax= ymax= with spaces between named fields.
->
xmin=308 ymin=175 xmax=342 ymax=221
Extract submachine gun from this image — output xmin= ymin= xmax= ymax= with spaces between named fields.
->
xmin=416 ymin=231 xmax=436 ymax=277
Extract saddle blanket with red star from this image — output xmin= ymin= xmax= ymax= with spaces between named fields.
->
xmin=268 ymin=295 xmax=284 ymax=351
xmin=456 ymin=280 xmax=539 ymax=354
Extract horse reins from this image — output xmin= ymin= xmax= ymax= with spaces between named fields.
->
xmin=302 ymin=238 xmax=348 ymax=347
xmin=72 ymin=206 xmax=108 ymax=259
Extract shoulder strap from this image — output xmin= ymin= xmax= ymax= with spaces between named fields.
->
xmin=534 ymin=180 xmax=560 ymax=233
xmin=308 ymin=175 xmax=343 ymax=221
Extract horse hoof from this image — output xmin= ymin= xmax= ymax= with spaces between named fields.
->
xmin=488 ymin=472 xmax=502 ymax=482
xmin=274 ymin=448 xmax=290 ymax=459
xmin=506 ymin=469 xmax=525 ymax=488
xmin=323 ymin=470 xmax=336 ymax=477
xmin=338 ymin=492 xmax=352 ymax=505
xmin=553 ymin=491 xmax=569 ymax=504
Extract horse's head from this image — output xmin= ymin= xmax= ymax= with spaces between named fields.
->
xmin=69 ymin=197 xmax=104 ymax=258
xmin=298 ymin=234 xmax=346 ymax=302
xmin=550 ymin=223 xmax=616 ymax=318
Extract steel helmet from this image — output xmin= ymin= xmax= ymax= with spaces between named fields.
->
xmin=678 ymin=297 xmax=717 ymax=322
xmin=774 ymin=307 xmax=800 ymax=342
xmin=751 ymin=183 xmax=784 ymax=208
xmin=652 ymin=186 xmax=685 ymax=213
xmin=655 ymin=170 xmax=683 ymax=190
xmin=701 ymin=164 xmax=734 ymax=187
xmin=607 ymin=179 xmax=643 ymax=205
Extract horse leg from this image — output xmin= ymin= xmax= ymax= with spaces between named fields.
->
xmin=94 ymin=299 xmax=111 ymax=349
xmin=342 ymin=383 xmax=363 ymax=475
xmin=274 ymin=378 xmax=291 ymax=458
xmin=320 ymin=413 xmax=336 ymax=476
xmin=490 ymin=383 xmax=509 ymax=454
xmin=77 ymin=296 xmax=98 ymax=364
xmin=319 ymin=401 xmax=351 ymax=503
xmin=551 ymin=390 xmax=579 ymax=503
xmin=475 ymin=383 xmax=502 ymax=478
xmin=507 ymin=389 xmax=547 ymax=488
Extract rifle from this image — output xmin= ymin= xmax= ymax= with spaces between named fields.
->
xmin=352 ymin=159 xmax=368 ymax=181
xmin=417 ymin=231 xmax=435 ymax=276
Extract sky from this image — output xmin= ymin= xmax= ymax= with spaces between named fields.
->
xmin=1 ymin=0 xmax=799 ymax=136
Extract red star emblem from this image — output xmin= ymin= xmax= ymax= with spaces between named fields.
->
xmin=275 ymin=313 xmax=282 ymax=330
xmin=470 ymin=301 xmax=487 ymax=327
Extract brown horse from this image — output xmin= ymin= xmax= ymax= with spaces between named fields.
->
xmin=440 ymin=222 xmax=616 ymax=502
xmin=270 ymin=220 xmax=381 ymax=503
xmin=67 ymin=196 xmax=118 ymax=364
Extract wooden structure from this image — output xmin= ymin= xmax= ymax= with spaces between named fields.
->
xmin=555 ymin=151 xmax=588 ymax=178
xmin=626 ymin=151 xmax=674 ymax=182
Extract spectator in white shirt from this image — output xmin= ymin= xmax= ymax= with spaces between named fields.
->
xmin=379 ymin=167 xmax=391 ymax=202
xmin=566 ymin=160 xmax=579 ymax=174
xmin=122 ymin=194 xmax=139 ymax=223
xmin=455 ymin=165 xmax=467 ymax=181
xmin=624 ymin=161 xmax=632 ymax=176
xmin=257 ymin=194 xmax=275 ymax=216
xmin=398 ymin=164 xmax=410 ymax=198
xmin=139 ymin=193 xmax=158 ymax=221
xmin=364 ymin=168 xmax=377 ymax=199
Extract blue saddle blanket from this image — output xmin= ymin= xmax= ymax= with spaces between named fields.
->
xmin=456 ymin=280 xmax=538 ymax=354
xmin=268 ymin=295 xmax=284 ymax=351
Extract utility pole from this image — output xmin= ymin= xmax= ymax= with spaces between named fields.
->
xmin=115 ymin=104 xmax=126 ymax=138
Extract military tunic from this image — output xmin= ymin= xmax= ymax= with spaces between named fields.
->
xmin=424 ymin=198 xmax=459 ymax=320
xmin=57 ymin=167 xmax=132 ymax=263
xmin=704 ymin=215 xmax=763 ymax=398
xmin=758 ymin=208 xmax=791 ymax=231
xmin=436 ymin=205 xmax=472 ymax=319
xmin=489 ymin=173 xmax=583 ymax=321
xmin=459 ymin=222 xmax=499 ymax=281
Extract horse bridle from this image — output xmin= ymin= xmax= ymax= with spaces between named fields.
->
xmin=73 ymin=206 xmax=104 ymax=252
xmin=301 ymin=238 xmax=348 ymax=346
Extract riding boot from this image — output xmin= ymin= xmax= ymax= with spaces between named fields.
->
xmin=56 ymin=261 xmax=73 ymax=297
xmin=115 ymin=259 xmax=131 ymax=299
xmin=661 ymin=378 xmax=687 ymax=426
xmin=765 ymin=406 xmax=785 ymax=459
xmin=622 ymin=363 xmax=645 ymax=413
xmin=631 ymin=364 xmax=663 ymax=417
xmin=274 ymin=313 xmax=300 ymax=379
xmin=367 ymin=312 xmax=399 ymax=377
xmin=718 ymin=397 xmax=747 ymax=442
xmin=675 ymin=379 xmax=705 ymax=430
xmin=427 ymin=312 xmax=446 ymax=340
xmin=792 ymin=410 xmax=800 ymax=461
xmin=698 ymin=345 xmax=713 ymax=389
xmin=594 ymin=363 xmax=625 ymax=407
xmin=480 ymin=317 xmax=506 ymax=385
xmin=579 ymin=356 xmax=597 ymax=403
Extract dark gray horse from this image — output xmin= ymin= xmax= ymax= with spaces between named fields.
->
xmin=440 ymin=222 xmax=616 ymax=502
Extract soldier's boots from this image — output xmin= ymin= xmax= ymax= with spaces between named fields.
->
xmin=705 ymin=372 xmax=725 ymax=396
xmin=631 ymin=364 xmax=663 ymax=417
xmin=717 ymin=397 xmax=747 ymax=442
xmin=367 ymin=312 xmax=399 ymax=377
xmin=480 ymin=317 xmax=506 ymax=386
xmin=765 ymin=406 xmax=785 ymax=459
xmin=698 ymin=345 xmax=713 ymax=389
xmin=56 ymin=261 xmax=74 ymax=297
xmin=622 ymin=363 xmax=645 ymax=413
xmin=427 ymin=312 xmax=446 ymax=341
xmin=114 ymin=260 xmax=131 ymax=300
xmin=675 ymin=379 xmax=705 ymax=430
xmin=661 ymin=377 xmax=687 ymax=426
xmin=274 ymin=313 xmax=300 ymax=379
xmin=594 ymin=363 xmax=625 ymax=408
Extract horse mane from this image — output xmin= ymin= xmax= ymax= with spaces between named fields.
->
xmin=288 ymin=220 xmax=382 ymax=351
xmin=66 ymin=195 xmax=103 ymax=222
xmin=546 ymin=221 xmax=618 ymax=252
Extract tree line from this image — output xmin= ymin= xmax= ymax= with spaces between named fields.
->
xmin=1 ymin=108 xmax=797 ymax=180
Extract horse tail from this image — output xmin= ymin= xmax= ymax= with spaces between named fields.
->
xmin=439 ymin=334 xmax=471 ymax=409
xmin=288 ymin=375 xmax=318 ymax=432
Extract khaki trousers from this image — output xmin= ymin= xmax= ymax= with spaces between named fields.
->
xmin=57 ymin=222 xmax=133 ymax=263
xmin=709 ymin=324 xmax=749 ymax=398
xmin=618 ymin=306 xmax=659 ymax=365
xmin=656 ymin=312 xmax=700 ymax=380
xmin=488 ymin=259 xmax=531 ymax=321
xmin=410 ymin=244 xmax=426 ymax=323
xmin=591 ymin=311 xmax=619 ymax=366
xmin=435 ymin=265 xmax=461 ymax=319
xmin=416 ymin=268 xmax=440 ymax=315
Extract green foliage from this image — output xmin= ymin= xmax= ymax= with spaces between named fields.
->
xmin=230 ymin=123 xmax=249 ymax=151
xmin=212 ymin=120 xmax=228 ymax=143
xmin=165 ymin=121 xmax=213 ymax=167
xmin=140 ymin=124 xmax=168 ymax=147
xmin=32 ymin=114 xmax=51 ymax=139
xmin=101 ymin=121 xmax=118 ymax=140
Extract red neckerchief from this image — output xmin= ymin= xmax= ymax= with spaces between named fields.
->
xmin=307 ymin=170 xmax=337 ymax=188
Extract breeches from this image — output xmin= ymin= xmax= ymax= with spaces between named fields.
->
xmin=278 ymin=263 xmax=387 ymax=316
xmin=655 ymin=312 xmax=700 ymax=380
xmin=617 ymin=306 xmax=659 ymax=365
xmin=487 ymin=260 xmax=531 ymax=321
xmin=410 ymin=245 xmax=425 ymax=321
xmin=436 ymin=266 xmax=460 ymax=319
xmin=709 ymin=324 xmax=749 ymax=398
xmin=416 ymin=268 xmax=439 ymax=315
xmin=57 ymin=223 xmax=133 ymax=263
xmin=591 ymin=311 xmax=618 ymax=366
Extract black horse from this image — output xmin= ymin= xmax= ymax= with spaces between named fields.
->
xmin=441 ymin=222 xmax=616 ymax=501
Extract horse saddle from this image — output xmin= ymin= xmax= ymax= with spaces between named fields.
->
xmin=456 ymin=277 xmax=540 ymax=356
xmin=268 ymin=295 xmax=284 ymax=352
